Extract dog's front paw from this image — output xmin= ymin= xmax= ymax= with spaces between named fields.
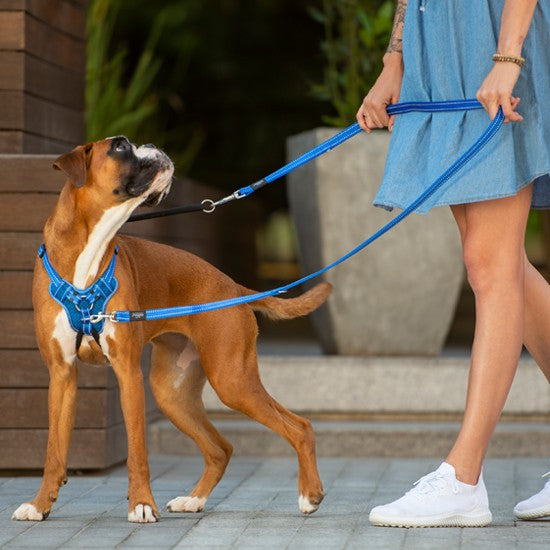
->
xmin=128 ymin=504 xmax=158 ymax=523
xmin=299 ymin=493 xmax=324 ymax=515
xmin=12 ymin=503 xmax=45 ymax=521
xmin=166 ymin=495 xmax=206 ymax=513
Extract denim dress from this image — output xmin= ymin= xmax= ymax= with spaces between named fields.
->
xmin=374 ymin=0 xmax=550 ymax=213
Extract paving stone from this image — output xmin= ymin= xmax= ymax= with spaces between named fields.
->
xmin=2 ymin=457 xmax=550 ymax=549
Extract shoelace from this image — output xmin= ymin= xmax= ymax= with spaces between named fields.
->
xmin=539 ymin=471 xmax=550 ymax=491
xmin=408 ymin=471 xmax=459 ymax=499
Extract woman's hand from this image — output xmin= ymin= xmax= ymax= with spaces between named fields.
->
xmin=356 ymin=53 xmax=404 ymax=133
xmin=476 ymin=62 xmax=523 ymax=123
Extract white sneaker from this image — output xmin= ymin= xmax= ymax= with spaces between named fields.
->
xmin=369 ymin=462 xmax=492 ymax=528
xmin=514 ymin=472 xmax=550 ymax=520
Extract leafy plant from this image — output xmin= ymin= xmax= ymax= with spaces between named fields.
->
xmin=310 ymin=0 xmax=394 ymax=127
xmin=86 ymin=0 xmax=204 ymax=173
xmin=86 ymin=0 xmax=159 ymax=140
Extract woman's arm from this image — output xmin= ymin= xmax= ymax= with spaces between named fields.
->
xmin=477 ymin=0 xmax=538 ymax=122
xmin=387 ymin=0 xmax=407 ymax=55
xmin=356 ymin=0 xmax=407 ymax=133
xmin=498 ymin=0 xmax=538 ymax=56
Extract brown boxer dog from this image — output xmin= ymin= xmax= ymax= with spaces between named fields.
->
xmin=11 ymin=136 xmax=331 ymax=523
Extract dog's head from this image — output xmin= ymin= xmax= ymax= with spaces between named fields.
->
xmin=53 ymin=136 xmax=174 ymax=212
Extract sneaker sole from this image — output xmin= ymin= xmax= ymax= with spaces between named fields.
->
xmin=514 ymin=505 xmax=550 ymax=520
xmin=369 ymin=510 xmax=492 ymax=528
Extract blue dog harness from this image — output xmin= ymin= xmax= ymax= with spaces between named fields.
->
xmin=38 ymin=244 xmax=119 ymax=350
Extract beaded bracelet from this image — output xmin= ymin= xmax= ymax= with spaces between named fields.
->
xmin=492 ymin=53 xmax=525 ymax=68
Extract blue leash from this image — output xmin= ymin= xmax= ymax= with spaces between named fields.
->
xmin=129 ymin=99 xmax=487 ymax=221
xmin=216 ymin=100 xmax=486 ymax=204
xmin=88 ymin=100 xmax=503 ymax=324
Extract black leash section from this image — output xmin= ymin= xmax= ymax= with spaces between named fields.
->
xmin=126 ymin=200 xmax=214 ymax=223
xmin=127 ymin=200 xmax=215 ymax=222
xmin=126 ymin=179 xmax=267 ymax=222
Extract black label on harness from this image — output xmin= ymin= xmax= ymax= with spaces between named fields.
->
xmin=130 ymin=311 xmax=147 ymax=321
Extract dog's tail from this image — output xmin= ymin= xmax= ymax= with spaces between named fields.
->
xmin=238 ymin=282 xmax=332 ymax=321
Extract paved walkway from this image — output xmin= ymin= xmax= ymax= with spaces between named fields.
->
xmin=2 ymin=456 xmax=550 ymax=549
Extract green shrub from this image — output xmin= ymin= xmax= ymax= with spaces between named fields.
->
xmin=86 ymin=0 xmax=204 ymax=173
xmin=310 ymin=0 xmax=394 ymax=127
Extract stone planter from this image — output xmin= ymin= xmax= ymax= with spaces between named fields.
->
xmin=287 ymin=128 xmax=464 ymax=356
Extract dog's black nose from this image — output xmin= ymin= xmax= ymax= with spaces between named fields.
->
xmin=143 ymin=143 xmax=155 ymax=148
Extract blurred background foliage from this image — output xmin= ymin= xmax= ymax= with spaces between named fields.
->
xmin=310 ymin=0 xmax=393 ymax=127
xmin=86 ymin=0 xmax=391 ymax=208
xmin=85 ymin=0 xmax=394 ymax=268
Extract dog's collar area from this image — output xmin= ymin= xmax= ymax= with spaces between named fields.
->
xmin=38 ymin=244 xmax=119 ymax=351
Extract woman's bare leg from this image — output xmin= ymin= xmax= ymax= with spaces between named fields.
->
xmin=454 ymin=206 xmax=550 ymax=378
xmin=447 ymin=185 xmax=533 ymax=484
xmin=523 ymin=257 xmax=550 ymax=381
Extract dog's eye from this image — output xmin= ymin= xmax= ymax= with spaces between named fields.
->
xmin=115 ymin=141 xmax=130 ymax=153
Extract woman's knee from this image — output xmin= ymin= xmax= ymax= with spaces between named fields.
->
xmin=462 ymin=238 xmax=523 ymax=295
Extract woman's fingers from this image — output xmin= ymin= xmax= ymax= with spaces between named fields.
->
xmin=365 ymin=96 xmax=389 ymax=128
xmin=477 ymin=90 xmax=500 ymax=121
xmin=388 ymin=93 xmax=400 ymax=133
xmin=476 ymin=63 xmax=522 ymax=123
xmin=500 ymin=96 xmax=522 ymax=122
xmin=357 ymin=94 xmax=393 ymax=133
xmin=508 ymin=96 xmax=523 ymax=122
xmin=357 ymin=97 xmax=387 ymax=133
xmin=356 ymin=103 xmax=371 ymax=133
xmin=477 ymin=92 xmax=523 ymax=123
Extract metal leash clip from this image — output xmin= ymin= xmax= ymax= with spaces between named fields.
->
xmin=84 ymin=312 xmax=118 ymax=324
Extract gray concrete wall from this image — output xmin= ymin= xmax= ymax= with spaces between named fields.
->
xmin=286 ymin=129 xmax=464 ymax=355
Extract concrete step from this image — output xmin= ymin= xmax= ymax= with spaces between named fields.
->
xmin=148 ymin=350 xmax=550 ymax=457
xmin=148 ymin=418 xmax=550 ymax=458
xmin=200 ymin=351 xmax=550 ymax=416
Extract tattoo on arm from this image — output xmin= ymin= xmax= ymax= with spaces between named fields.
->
xmin=387 ymin=0 xmax=408 ymax=54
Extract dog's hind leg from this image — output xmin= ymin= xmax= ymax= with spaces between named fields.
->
xmin=200 ymin=325 xmax=324 ymax=515
xmin=150 ymin=333 xmax=233 ymax=513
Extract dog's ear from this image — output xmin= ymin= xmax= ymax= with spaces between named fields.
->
xmin=53 ymin=143 xmax=93 ymax=187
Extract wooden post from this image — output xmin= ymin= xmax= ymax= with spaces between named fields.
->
xmin=0 ymin=1 xmax=127 ymax=469
xmin=0 ymin=0 xmax=260 ymax=469
xmin=0 ymin=0 xmax=86 ymax=153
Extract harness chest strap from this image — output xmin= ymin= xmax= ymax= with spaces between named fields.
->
xmin=38 ymin=244 xmax=119 ymax=350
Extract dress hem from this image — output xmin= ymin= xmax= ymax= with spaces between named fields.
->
xmin=373 ymin=170 xmax=550 ymax=214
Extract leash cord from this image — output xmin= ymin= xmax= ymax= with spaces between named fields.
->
xmin=103 ymin=101 xmax=503 ymax=323
xmin=127 ymin=99 xmax=485 ymax=222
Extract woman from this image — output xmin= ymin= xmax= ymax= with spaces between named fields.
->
xmin=357 ymin=0 xmax=550 ymax=527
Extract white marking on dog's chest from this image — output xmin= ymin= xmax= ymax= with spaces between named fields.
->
xmin=72 ymin=200 xmax=139 ymax=288
xmin=52 ymin=310 xmax=77 ymax=365
xmin=98 ymin=320 xmax=116 ymax=359
xmin=53 ymin=310 xmax=116 ymax=365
